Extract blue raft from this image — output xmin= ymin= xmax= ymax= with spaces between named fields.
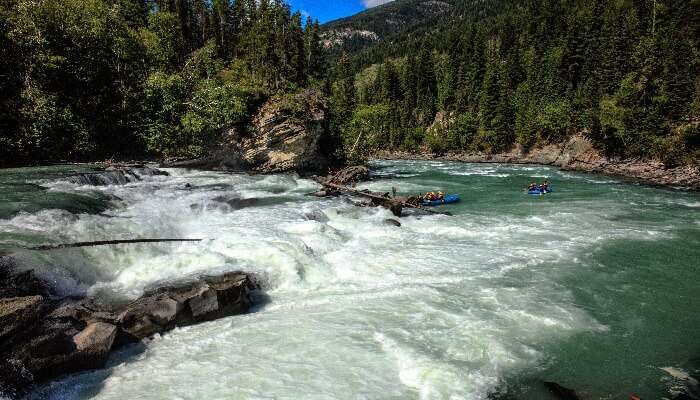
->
xmin=528 ymin=187 xmax=553 ymax=195
xmin=422 ymin=194 xmax=460 ymax=206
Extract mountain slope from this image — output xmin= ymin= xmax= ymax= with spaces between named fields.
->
xmin=321 ymin=0 xmax=505 ymax=54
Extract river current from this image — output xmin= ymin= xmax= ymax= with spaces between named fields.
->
xmin=1 ymin=160 xmax=699 ymax=399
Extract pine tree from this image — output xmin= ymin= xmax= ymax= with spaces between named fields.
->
xmin=305 ymin=18 xmax=324 ymax=81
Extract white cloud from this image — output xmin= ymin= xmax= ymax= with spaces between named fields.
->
xmin=362 ymin=0 xmax=394 ymax=8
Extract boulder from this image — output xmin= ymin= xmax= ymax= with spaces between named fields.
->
xmin=72 ymin=322 xmax=118 ymax=367
xmin=0 ymin=258 xmax=53 ymax=299
xmin=118 ymin=294 xmax=182 ymax=341
xmin=383 ymin=219 xmax=402 ymax=227
xmin=327 ymin=165 xmax=369 ymax=185
xmin=0 ymin=296 xmax=43 ymax=340
xmin=304 ymin=210 xmax=329 ymax=223
xmin=203 ymin=272 xmax=255 ymax=317
xmin=543 ymin=381 xmax=580 ymax=400
xmin=212 ymin=196 xmax=259 ymax=210
xmin=0 ymin=267 xmax=258 ymax=396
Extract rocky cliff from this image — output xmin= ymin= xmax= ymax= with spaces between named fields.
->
xmin=163 ymin=90 xmax=334 ymax=175
xmin=240 ymin=90 xmax=331 ymax=174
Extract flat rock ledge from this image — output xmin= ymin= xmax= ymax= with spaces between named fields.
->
xmin=0 ymin=256 xmax=258 ymax=397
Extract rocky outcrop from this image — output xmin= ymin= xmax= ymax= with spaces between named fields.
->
xmin=241 ymin=90 xmax=331 ymax=174
xmin=377 ymin=134 xmax=700 ymax=190
xmin=162 ymin=90 xmax=335 ymax=175
xmin=0 ymin=256 xmax=257 ymax=396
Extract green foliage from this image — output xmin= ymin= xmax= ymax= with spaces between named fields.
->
xmin=447 ymin=112 xmax=479 ymax=150
xmin=662 ymin=124 xmax=700 ymax=167
xmin=327 ymin=0 xmax=699 ymax=165
xmin=536 ymin=100 xmax=573 ymax=143
xmin=142 ymin=64 xmax=262 ymax=157
xmin=142 ymin=72 xmax=189 ymax=156
xmin=400 ymin=127 xmax=426 ymax=152
xmin=0 ymin=0 xmax=326 ymax=165
xmin=341 ymin=104 xmax=392 ymax=165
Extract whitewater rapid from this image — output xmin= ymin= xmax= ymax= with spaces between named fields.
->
xmin=2 ymin=161 xmax=698 ymax=399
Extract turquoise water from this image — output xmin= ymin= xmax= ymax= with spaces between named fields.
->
xmin=1 ymin=160 xmax=699 ymax=399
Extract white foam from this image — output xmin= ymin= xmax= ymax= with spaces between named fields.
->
xmin=16 ymin=164 xmax=677 ymax=399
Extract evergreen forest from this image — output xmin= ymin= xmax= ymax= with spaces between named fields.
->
xmin=1 ymin=0 xmax=698 ymax=167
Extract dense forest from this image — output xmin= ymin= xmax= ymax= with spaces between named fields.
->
xmin=327 ymin=0 xmax=700 ymax=166
xmin=1 ymin=0 xmax=699 ymax=168
xmin=0 ymin=0 xmax=324 ymax=166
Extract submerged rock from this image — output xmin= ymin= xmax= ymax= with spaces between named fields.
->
xmin=543 ymin=381 xmax=581 ymax=400
xmin=64 ymin=166 xmax=168 ymax=186
xmin=212 ymin=196 xmax=259 ymax=210
xmin=0 ymin=257 xmax=258 ymax=396
xmin=383 ymin=218 xmax=401 ymax=227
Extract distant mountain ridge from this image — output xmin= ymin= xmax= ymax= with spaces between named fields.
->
xmin=321 ymin=0 xmax=504 ymax=54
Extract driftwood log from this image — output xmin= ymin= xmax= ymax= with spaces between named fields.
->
xmin=28 ymin=239 xmax=203 ymax=251
xmin=318 ymin=181 xmax=452 ymax=217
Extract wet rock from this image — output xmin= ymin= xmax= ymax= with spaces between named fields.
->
xmin=212 ymin=196 xmax=259 ymax=210
xmin=304 ymin=210 xmax=329 ymax=222
xmin=383 ymin=218 xmax=401 ymax=227
xmin=64 ymin=166 xmax=168 ymax=186
xmin=0 ymin=261 xmax=257 ymax=395
xmin=72 ymin=322 xmax=118 ymax=367
xmin=662 ymin=367 xmax=700 ymax=400
xmin=308 ymin=189 xmax=340 ymax=197
xmin=0 ymin=258 xmax=53 ymax=298
xmin=118 ymin=294 xmax=183 ymax=341
xmin=203 ymin=272 xmax=255 ymax=317
xmin=543 ymin=381 xmax=581 ymax=400
xmin=378 ymin=200 xmax=402 ymax=217
xmin=326 ymin=165 xmax=369 ymax=185
xmin=0 ymin=296 xmax=43 ymax=340
xmin=487 ymin=391 xmax=519 ymax=400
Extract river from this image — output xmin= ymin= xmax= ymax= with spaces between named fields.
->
xmin=1 ymin=160 xmax=699 ymax=399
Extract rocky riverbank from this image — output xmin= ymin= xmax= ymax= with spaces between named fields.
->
xmin=376 ymin=134 xmax=700 ymax=190
xmin=0 ymin=255 xmax=258 ymax=397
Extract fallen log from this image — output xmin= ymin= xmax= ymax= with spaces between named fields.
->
xmin=319 ymin=181 xmax=452 ymax=217
xmin=27 ymin=239 xmax=203 ymax=251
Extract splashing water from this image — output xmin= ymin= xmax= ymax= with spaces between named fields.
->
xmin=1 ymin=160 xmax=699 ymax=399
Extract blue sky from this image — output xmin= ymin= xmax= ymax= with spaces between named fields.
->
xmin=288 ymin=0 xmax=393 ymax=23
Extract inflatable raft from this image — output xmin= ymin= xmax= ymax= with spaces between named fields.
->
xmin=422 ymin=194 xmax=460 ymax=206
xmin=528 ymin=187 xmax=553 ymax=195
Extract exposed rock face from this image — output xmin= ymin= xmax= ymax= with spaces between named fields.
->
xmin=0 ymin=257 xmax=257 ymax=396
xmin=162 ymin=90 xmax=335 ymax=175
xmin=377 ymin=134 xmax=700 ymax=190
xmin=241 ymin=90 xmax=331 ymax=174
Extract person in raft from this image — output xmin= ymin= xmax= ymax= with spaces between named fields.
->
xmin=423 ymin=192 xmax=445 ymax=201
xmin=539 ymin=181 xmax=550 ymax=191
xmin=527 ymin=182 xmax=537 ymax=191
